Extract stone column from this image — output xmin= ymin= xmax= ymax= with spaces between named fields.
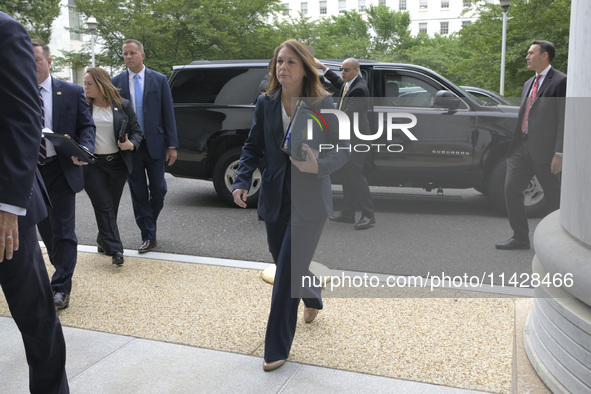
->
xmin=523 ymin=0 xmax=591 ymax=392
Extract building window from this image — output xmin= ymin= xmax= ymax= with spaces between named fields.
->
xmin=440 ymin=22 xmax=449 ymax=35
xmin=339 ymin=0 xmax=346 ymax=13
xmin=301 ymin=2 xmax=308 ymax=15
xmin=379 ymin=0 xmax=386 ymax=4
xmin=463 ymin=1 xmax=472 ymax=7
xmin=319 ymin=1 xmax=327 ymax=14
xmin=419 ymin=23 xmax=428 ymax=34
xmin=419 ymin=0 xmax=428 ymax=10
xmin=441 ymin=0 xmax=449 ymax=9
xmin=399 ymin=0 xmax=407 ymax=10
xmin=68 ymin=0 xmax=81 ymax=40
xmin=359 ymin=0 xmax=366 ymax=12
xmin=462 ymin=20 xmax=471 ymax=27
xmin=281 ymin=3 xmax=289 ymax=16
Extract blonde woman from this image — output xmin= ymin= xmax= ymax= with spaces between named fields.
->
xmin=83 ymin=67 xmax=143 ymax=266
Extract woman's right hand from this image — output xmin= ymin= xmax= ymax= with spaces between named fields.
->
xmin=117 ymin=134 xmax=135 ymax=151
xmin=232 ymin=189 xmax=248 ymax=208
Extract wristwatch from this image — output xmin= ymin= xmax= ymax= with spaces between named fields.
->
xmin=555 ymin=152 xmax=563 ymax=157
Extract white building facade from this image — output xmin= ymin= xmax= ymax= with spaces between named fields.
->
xmin=48 ymin=0 xmax=87 ymax=85
xmin=276 ymin=0 xmax=497 ymax=37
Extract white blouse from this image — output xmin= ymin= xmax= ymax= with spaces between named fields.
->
xmin=92 ymin=105 xmax=118 ymax=154
xmin=281 ymin=102 xmax=290 ymax=135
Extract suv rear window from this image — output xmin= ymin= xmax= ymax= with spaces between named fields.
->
xmin=171 ymin=67 xmax=268 ymax=105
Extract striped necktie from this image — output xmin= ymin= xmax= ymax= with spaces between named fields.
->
xmin=521 ymin=74 xmax=542 ymax=134
xmin=38 ymin=86 xmax=47 ymax=164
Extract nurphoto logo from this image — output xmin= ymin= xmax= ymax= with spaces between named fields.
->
xmin=302 ymin=108 xmax=419 ymax=153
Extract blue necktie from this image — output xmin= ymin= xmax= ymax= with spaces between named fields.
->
xmin=134 ymin=74 xmax=144 ymax=132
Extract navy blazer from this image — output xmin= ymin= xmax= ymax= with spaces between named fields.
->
xmin=91 ymin=98 xmax=143 ymax=173
xmin=112 ymin=68 xmax=178 ymax=160
xmin=0 ymin=12 xmax=48 ymax=227
xmin=510 ymin=67 xmax=567 ymax=163
xmin=234 ymin=92 xmax=349 ymax=223
xmin=50 ymin=77 xmax=96 ymax=193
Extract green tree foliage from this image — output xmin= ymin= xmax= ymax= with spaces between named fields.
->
xmin=315 ymin=11 xmax=371 ymax=59
xmin=273 ymin=11 xmax=371 ymax=59
xmin=366 ymin=4 xmax=411 ymax=60
xmin=52 ymin=0 xmax=569 ymax=91
xmin=72 ymin=0 xmax=282 ymax=74
xmin=399 ymin=33 xmax=462 ymax=80
xmin=273 ymin=7 xmax=408 ymax=62
xmin=272 ymin=13 xmax=321 ymax=48
xmin=0 ymin=0 xmax=61 ymax=42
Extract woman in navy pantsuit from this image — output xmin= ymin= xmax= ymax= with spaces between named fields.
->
xmin=232 ymin=39 xmax=349 ymax=371
xmin=83 ymin=67 xmax=143 ymax=266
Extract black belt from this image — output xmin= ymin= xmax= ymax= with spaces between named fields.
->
xmin=38 ymin=156 xmax=58 ymax=166
xmin=95 ymin=152 xmax=120 ymax=161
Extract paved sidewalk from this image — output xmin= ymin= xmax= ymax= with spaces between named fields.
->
xmin=0 ymin=245 xmax=533 ymax=393
xmin=1 ymin=316 xmax=484 ymax=393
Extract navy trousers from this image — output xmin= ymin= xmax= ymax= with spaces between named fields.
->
xmin=38 ymin=160 xmax=78 ymax=295
xmin=84 ymin=154 xmax=128 ymax=255
xmin=505 ymin=139 xmax=561 ymax=240
xmin=263 ymin=207 xmax=325 ymax=362
xmin=340 ymin=150 xmax=374 ymax=218
xmin=0 ymin=224 xmax=69 ymax=394
xmin=127 ymin=141 xmax=167 ymax=241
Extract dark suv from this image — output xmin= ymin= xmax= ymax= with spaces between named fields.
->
xmin=167 ymin=59 xmax=545 ymax=216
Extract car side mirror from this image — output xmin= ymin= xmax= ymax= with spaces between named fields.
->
xmin=434 ymin=90 xmax=461 ymax=109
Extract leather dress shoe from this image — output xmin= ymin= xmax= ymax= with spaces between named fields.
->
xmin=53 ymin=292 xmax=70 ymax=310
xmin=304 ymin=307 xmax=319 ymax=323
xmin=263 ymin=359 xmax=286 ymax=372
xmin=112 ymin=252 xmax=124 ymax=266
xmin=329 ymin=212 xmax=355 ymax=224
xmin=354 ymin=215 xmax=375 ymax=230
xmin=495 ymin=237 xmax=530 ymax=250
xmin=138 ymin=239 xmax=157 ymax=253
xmin=97 ymin=245 xmax=117 ymax=256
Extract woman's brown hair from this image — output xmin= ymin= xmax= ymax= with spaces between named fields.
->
xmin=265 ymin=39 xmax=329 ymax=104
xmin=85 ymin=67 xmax=123 ymax=108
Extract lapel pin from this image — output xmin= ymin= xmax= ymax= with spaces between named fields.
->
xmin=57 ymin=91 xmax=62 ymax=95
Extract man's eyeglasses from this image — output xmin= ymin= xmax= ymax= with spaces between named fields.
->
xmin=339 ymin=67 xmax=357 ymax=72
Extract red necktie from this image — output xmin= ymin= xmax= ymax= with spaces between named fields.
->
xmin=521 ymin=74 xmax=542 ymax=134
xmin=38 ymin=86 xmax=46 ymax=164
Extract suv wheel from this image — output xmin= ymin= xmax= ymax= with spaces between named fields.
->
xmin=213 ymin=148 xmax=262 ymax=208
xmin=487 ymin=158 xmax=547 ymax=217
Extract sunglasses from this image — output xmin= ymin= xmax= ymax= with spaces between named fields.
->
xmin=339 ymin=67 xmax=357 ymax=72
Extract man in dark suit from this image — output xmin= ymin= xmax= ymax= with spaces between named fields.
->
xmin=316 ymin=58 xmax=375 ymax=230
xmin=32 ymin=39 xmax=96 ymax=308
xmin=112 ymin=39 xmax=178 ymax=253
xmin=0 ymin=12 xmax=69 ymax=393
xmin=496 ymin=40 xmax=566 ymax=250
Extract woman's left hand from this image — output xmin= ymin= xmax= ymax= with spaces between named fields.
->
xmin=290 ymin=145 xmax=318 ymax=174
xmin=117 ymin=134 xmax=135 ymax=151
